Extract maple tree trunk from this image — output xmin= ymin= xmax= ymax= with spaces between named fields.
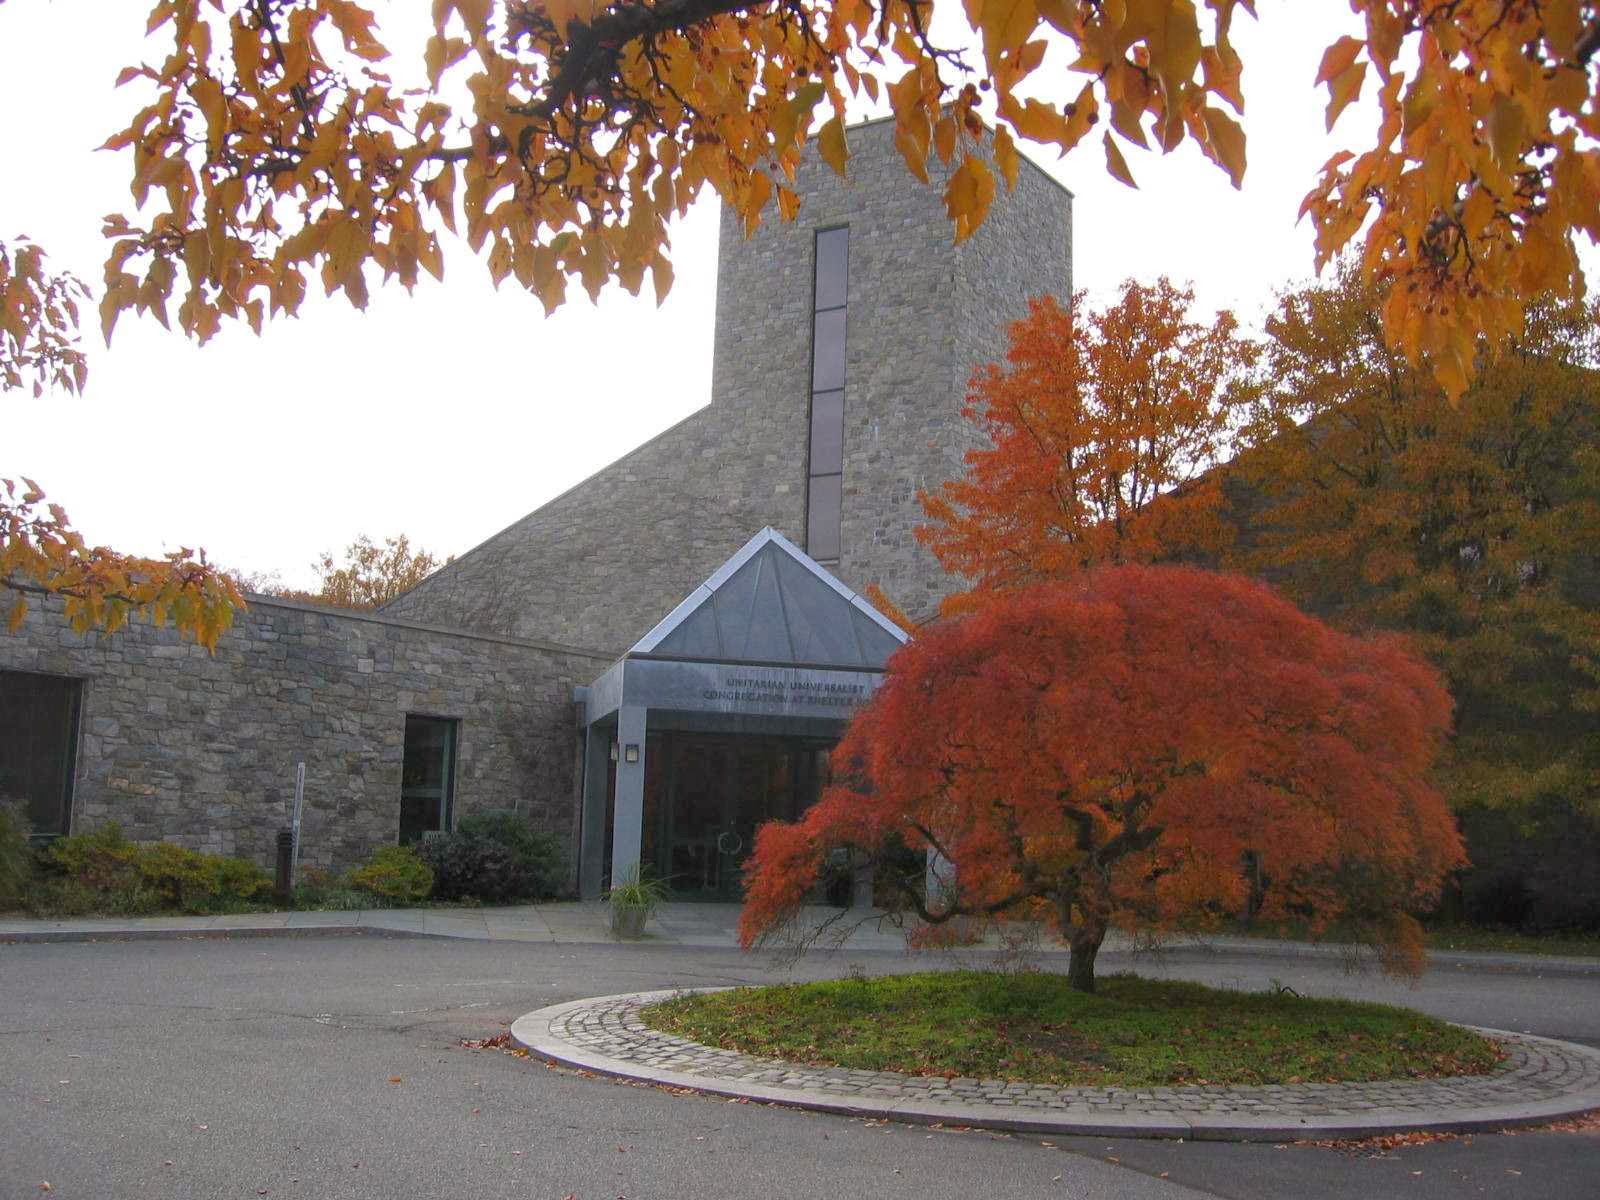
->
xmin=1066 ymin=923 xmax=1105 ymax=994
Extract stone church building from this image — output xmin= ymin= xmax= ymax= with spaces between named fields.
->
xmin=0 ymin=119 xmax=1073 ymax=896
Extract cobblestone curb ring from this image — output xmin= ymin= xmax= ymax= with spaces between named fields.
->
xmin=510 ymin=988 xmax=1600 ymax=1142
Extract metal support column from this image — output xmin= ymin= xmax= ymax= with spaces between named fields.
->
xmin=608 ymin=705 xmax=649 ymax=887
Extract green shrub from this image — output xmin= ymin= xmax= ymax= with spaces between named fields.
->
xmin=418 ymin=833 xmax=525 ymax=903
xmin=455 ymin=811 xmax=567 ymax=899
xmin=417 ymin=810 xmax=566 ymax=904
xmin=212 ymin=855 xmax=272 ymax=902
xmin=347 ymin=844 xmax=433 ymax=904
xmin=136 ymin=842 xmax=223 ymax=908
xmin=290 ymin=866 xmax=376 ymax=911
xmin=34 ymin=827 xmax=273 ymax=915
xmin=46 ymin=823 xmax=140 ymax=892
xmin=0 ymin=804 xmax=34 ymax=911
xmin=28 ymin=877 xmax=99 ymax=916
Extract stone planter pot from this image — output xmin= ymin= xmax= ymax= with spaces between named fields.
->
xmin=610 ymin=904 xmax=649 ymax=939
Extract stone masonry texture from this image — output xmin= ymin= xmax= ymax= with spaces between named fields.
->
xmin=0 ymin=595 xmax=610 ymax=872
xmin=0 ymin=121 xmax=1073 ymax=872
xmin=383 ymin=118 xmax=1075 ymax=644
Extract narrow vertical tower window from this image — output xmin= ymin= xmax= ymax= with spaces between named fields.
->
xmin=807 ymin=227 xmax=848 ymax=562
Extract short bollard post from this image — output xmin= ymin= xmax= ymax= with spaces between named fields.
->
xmin=274 ymin=828 xmax=294 ymax=905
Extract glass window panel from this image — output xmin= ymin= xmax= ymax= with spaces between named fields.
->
xmin=773 ymin=552 xmax=862 ymax=665
xmin=740 ymin=549 xmax=797 ymax=662
xmin=400 ymin=715 xmax=456 ymax=844
xmin=807 ymin=473 xmax=842 ymax=561
xmin=809 ymin=390 xmax=844 ymax=476
xmin=655 ymin=602 xmax=722 ymax=658
xmin=850 ymin=607 xmax=905 ymax=669
xmin=811 ymin=308 xmax=846 ymax=392
xmin=0 ymin=670 xmax=80 ymax=835
xmin=710 ymin=553 xmax=762 ymax=649
xmin=814 ymin=228 xmax=848 ymax=311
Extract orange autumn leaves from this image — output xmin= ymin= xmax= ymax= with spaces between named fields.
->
xmin=1 ymin=478 xmax=242 ymax=650
xmin=737 ymin=567 xmax=1464 ymax=988
xmin=919 ymin=278 xmax=1254 ymax=608
xmin=73 ymin=0 xmax=1600 ymax=402
xmin=0 ymin=239 xmax=86 ymax=399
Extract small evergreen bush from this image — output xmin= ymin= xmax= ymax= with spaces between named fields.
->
xmin=418 ymin=833 xmax=524 ymax=903
xmin=417 ymin=811 xmax=566 ymax=903
xmin=455 ymin=810 xmax=567 ymax=899
xmin=347 ymin=844 xmax=434 ymax=904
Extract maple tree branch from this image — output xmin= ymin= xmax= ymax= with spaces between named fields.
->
xmin=532 ymin=0 xmax=764 ymax=119
xmin=252 ymin=0 xmax=319 ymax=145
xmin=1576 ymin=18 xmax=1600 ymax=64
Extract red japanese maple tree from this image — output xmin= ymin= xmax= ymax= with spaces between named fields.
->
xmin=738 ymin=566 xmax=1465 ymax=992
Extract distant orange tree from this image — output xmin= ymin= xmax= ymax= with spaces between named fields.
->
xmin=308 ymin=533 xmax=447 ymax=609
xmin=238 ymin=534 xmax=448 ymax=610
xmin=918 ymin=279 xmax=1257 ymax=608
xmin=738 ymin=567 xmax=1465 ymax=993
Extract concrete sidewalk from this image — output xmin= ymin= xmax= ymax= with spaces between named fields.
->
xmin=2 ymin=903 xmax=1597 ymax=975
xmin=0 ymin=901 xmax=912 ymax=950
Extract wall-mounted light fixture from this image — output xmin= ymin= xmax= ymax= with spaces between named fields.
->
xmin=609 ymin=741 xmax=619 ymax=763
xmin=624 ymin=744 xmax=641 ymax=764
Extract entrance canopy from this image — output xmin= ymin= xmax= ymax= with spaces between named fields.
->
xmin=575 ymin=528 xmax=910 ymax=897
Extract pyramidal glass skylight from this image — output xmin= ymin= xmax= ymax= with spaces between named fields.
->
xmin=629 ymin=529 xmax=908 ymax=669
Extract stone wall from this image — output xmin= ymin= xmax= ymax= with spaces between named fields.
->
xmin=384 ymin=117 xmax=1075 ymax=642
xmin=0 ymin=596 xmax=611 ymax=872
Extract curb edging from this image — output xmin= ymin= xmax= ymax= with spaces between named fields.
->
xmin=510 ymin=989 xmax=1600 ymax=1143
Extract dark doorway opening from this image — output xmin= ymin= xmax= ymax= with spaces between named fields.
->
xmin=0 ymin=670 xmax=82 ymax=836
xmin=399 ymin=715 xmax=457 ymax=844
xmin=641 ymin=732 xmax=832 ymax=899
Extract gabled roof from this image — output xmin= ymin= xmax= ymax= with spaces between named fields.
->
xmin=629 ymin=528 xmax=910 ymax=669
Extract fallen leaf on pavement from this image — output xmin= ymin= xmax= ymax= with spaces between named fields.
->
xmin=388 ymin=1076 xmax=402 ymax=1084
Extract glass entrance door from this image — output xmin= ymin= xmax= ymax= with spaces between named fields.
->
xmin=645 ymin=734 xmax=831 ymax=899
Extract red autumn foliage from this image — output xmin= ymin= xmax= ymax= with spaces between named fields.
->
xmin=738 ymin=566 xmax=1466 ymax=991
xmin=917 ymin=281 xmax=1257 ymax=612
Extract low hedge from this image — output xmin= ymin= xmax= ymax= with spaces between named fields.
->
xmin=24 ymin=824 xmax=272 ymax=916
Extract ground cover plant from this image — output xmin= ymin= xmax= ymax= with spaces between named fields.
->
xmin=645 ymin=971 xmax=1501 ymax=1089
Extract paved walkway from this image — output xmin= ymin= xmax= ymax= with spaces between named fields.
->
xmin=512 ymin=988 xmax=1600 ymax=1141
xmin=3 ymin=903 xmax=1598 ymax=976
xmin=0 ymin=902 xmax=903 ymax=949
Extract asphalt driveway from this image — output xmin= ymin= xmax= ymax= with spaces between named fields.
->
xmin=0 ymin=934 xmax=1595 ymax=1200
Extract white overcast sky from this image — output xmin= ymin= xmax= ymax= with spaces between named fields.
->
xmin=0 ymin=1 xmax=1449 ymax=588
